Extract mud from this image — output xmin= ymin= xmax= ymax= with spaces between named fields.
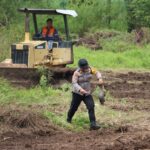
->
xmin=109 ymin=99 xmax=150 ymax=112
xmin=103 ymin=71 xmax=150 ymax=99
xmin=0 ymin=126 xmax=149 ymax=150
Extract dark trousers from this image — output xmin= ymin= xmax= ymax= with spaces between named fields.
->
xmin=67 ymin=92 xmax=96 ymax=123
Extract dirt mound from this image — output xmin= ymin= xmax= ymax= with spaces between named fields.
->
xmin=0 ymin=107 xmax=61 ymax=137
xmin=76 ymin=31 xmax=119 ymax=50
xmin=77 ymin=36 xmax=102 ymax=50
xmin=0 ymin=67 xmax=75 ymax=88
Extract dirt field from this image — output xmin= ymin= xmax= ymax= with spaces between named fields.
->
xmin=0 ymin=129 xmax=150 ymax=150
xmin=0 ymin=107 xmax=149 ymax=150
xmin=0 ymin=71 xmax=150 ymax=150
xmin=104 ymin=71 xmax=150 ymax=100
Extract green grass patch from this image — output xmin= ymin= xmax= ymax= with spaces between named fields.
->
xmin=0 ymin=77 xmax=60 ymax=105
xmin=0 ymin=78 xmax=149 ymax=131
xmin=44 ymin=111 xmax=89 ymax=132
xmin=70 ymin=45 xmax=150 ymax=70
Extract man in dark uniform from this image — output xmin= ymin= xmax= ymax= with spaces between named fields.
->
xmin=67 ymin=59 xmax=104 ymax=130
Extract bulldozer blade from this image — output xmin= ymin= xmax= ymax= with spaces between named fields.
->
xmin=0 ymin=67 xmax=75 ymax=87
xmin=0 ymin=67 xmax=40 ymax=87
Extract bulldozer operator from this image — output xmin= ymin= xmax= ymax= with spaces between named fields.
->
xmin=42 ymin=18 xmax=59 ymax=48
xmin=67 ymin=59 xmax=104 ymax=130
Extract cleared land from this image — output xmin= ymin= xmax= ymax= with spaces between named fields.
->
xmin=0 ymin=71 xmax=149 ymax=150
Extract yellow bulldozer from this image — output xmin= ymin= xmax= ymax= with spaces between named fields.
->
xmin=0 ymin=8 xmax=77 ymax=84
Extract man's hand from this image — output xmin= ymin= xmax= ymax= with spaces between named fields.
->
xmin=99 ymin=90 xmax=105 ymax=105
xmin=80 ymin=88 xmax=89 ymax=95
xmin=98 ymin=79 xmax=106 ymax=105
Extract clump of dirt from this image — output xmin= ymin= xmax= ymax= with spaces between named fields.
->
xmin=77 ymin=36 xmax=102 ymax=50
xmin=110 ymin=104 xmax=133 ymax=112
xmin=107 ymin=132 xmax=150 ymax=150
xmin=115 ymin=125 xmax=131 ymax=133
xmin=76 ymin=31 xmax=119 ymax=50
xmin=0 ymin=107 xmax=61 ymax=137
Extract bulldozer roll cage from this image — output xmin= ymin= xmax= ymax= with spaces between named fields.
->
xmin=18 ymin=8 xmax=78 ymax=41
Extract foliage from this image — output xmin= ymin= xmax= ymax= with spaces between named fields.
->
xmin=0 ymin=0 xmax=19 ymax=26
xmin=40 ymin=75 xmax=48 ymax=88
xmin=125 ymin=0 xmax=150 ymax=31
xmin=0 ymin=0 xmax=128 ymax=32
xmin=69 ymin=0 xmax=127 ymax=33
xmin=1 ymin=0 xmax=150 ymax=33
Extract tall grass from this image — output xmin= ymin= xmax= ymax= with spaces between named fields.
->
xmin=0 ymin=24 xmax=24 ymax=61
xmin=69 ymin=0 xmax=127 ymax=33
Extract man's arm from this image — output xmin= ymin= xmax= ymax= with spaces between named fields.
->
xmin=54 ymin=29 xmax=59 ymax=40
xmin=91 ymin=68 xmax=104 ymax=85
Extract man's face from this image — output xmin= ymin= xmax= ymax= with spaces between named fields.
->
xmin=47 ymin=21 xmax=52 ymax=28
xmin=80 ymin=66 xmax=89 ymax=72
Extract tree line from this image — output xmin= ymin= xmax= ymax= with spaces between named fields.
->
xmin=0 ymin=0 xmax=150 ymax=33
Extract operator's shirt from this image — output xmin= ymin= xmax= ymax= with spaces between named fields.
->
xmin=72 ymin=67 xmax=102 ymax=95
xmin=42 ymin=26 xmax=58 ymax=40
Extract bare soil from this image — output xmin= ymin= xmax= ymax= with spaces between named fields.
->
xmin=1 ymin=69 xmax=150 ymax=100
xmin=76 ymin=31 xmax=119 ymax=50
xmin=0 ymin=71 xmax=150 ymax=150
xmin=0 ymin=116 xmax=149 ymax=150
xmin=103 ymin=71 xmax=150 ymax=99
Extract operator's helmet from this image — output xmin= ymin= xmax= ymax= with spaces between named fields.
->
xmin=78 ymin=59 xmax=89 ymax=69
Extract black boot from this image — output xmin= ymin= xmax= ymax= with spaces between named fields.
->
xmin=90 ymin=122 xmax=101 ymax=130
xmin=67 ymin=118 xmax=72 ymax=123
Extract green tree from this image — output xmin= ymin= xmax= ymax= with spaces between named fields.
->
xmin=106 ymin=0 xmax=111 ymax=27
xmin=0 ymin=0 xmax=20 ymax=26
xmin=125 ymin=0 xmax=150 ymax=31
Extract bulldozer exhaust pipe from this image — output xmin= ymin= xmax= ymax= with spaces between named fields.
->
xmin=25 ymin=32 xmax=30 ymax=41
xmin=25 ymin=13 xmax=30 ymax=41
